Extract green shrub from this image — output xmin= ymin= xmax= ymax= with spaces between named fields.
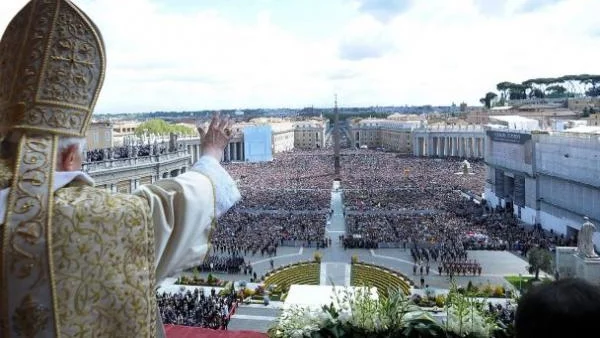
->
xmin=493 ymin=286 xmax=505 ymax=298
xmin=482 ymin=283 xmax=494 ymax=297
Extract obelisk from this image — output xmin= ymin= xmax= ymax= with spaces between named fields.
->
xmin=334 ymin=94 xmax=341 ymax=177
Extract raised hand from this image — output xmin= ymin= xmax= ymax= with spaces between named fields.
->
xmin=198 ymin=112 xmax=233 ymax=161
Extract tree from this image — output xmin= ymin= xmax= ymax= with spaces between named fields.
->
xmin=496 ymin=81 xmax=514 ymax=100
xmin=480 ymin=92 xmax=498 ymax=109
xmin=529 ymin=88 xmax=545 ymax=99
xmin=546 ymin=85 xmax=567 ymax=98
xmin=527 ymin=247 xmax=553 ymax=280
xmin=135 ymin=119 xmax=196 ymax=137
xmin=586 ymin=87 xmax=600 ymax=97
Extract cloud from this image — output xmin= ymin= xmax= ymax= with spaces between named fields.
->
xmin=474 ymin=0 xmax=566 ymax=16
xmin=328 ymin=69 xmax=360 ymax=81
xmin=338 ymin=15 xmax=395 ymax=61
xmin=519 ymin=0 xmax=564 ymax=13
xmin=1 ymin=0 xmax=599 ymax=111
xmin=338 ymin=39 xmax=394 ymax=61
xmin=354 ymin=0 xmax=413 ymax=23
xmin=473 ymin=0 xmax=507 ymax=16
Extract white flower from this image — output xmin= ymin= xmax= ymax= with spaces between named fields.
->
xmin=338 ymin=309 xmax=351 ymax=324
xmin=290 ymin=329 xmax=304 ymax=338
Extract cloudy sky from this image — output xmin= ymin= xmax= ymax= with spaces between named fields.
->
xmin=1 ymin=0 xmax=599 ymax=114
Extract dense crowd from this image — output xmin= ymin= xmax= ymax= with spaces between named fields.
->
xmin=208 ymin=150 xmax=572 ymax=281
xmin=210 ymin=211 xmax=327 ymax=254
xmin=224 ymin=150 xmax=335 ymax=190
xmin=85 ymin=140 xmax=182 ymax=162
xmin=196 ymin=255 xmax=246 ymax=274
xmin=157 ymin=289 xmax=234 ymax=329
xmin=344 ymin=200 xmax=573 ymax=253
xmin=237 ymin=189 xmax=329 ymax=211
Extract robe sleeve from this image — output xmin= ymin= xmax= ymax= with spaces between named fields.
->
xmin=134 ymin=156 xmax=241 ymax=282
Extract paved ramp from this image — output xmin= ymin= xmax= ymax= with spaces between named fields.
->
xmin=321 ymin=262 xmax=350 ymax=286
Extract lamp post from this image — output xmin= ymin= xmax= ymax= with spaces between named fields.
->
xmin=519 ymin=273 xmax=522 ymax=292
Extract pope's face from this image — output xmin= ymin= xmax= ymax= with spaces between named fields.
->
xmin=58 ymin=145 xmax=83 ymax=171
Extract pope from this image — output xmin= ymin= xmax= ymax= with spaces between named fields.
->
xmin=0 ymin=0 xmax=240 ymax=337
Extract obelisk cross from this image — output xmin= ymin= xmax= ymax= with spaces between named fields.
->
xmin=334 ymin=94 xmax=341 ymax=177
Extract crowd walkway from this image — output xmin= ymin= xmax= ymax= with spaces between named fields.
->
xmin=323 ymin=181 xmax=351 ymax=263
xmin=320 ymin=262 xmax=350 ymax=286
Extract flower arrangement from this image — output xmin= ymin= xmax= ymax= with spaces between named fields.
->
xmin=268 ymin=282 xmax=509 ymax=338
xmin=175 ymin=273 xmax=227 ymax=287
xmin=314 ymin=251 xmax=323 ymax=263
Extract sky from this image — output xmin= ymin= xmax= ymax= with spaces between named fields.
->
xmin=1 ymin=0 xmax=599 ymax=114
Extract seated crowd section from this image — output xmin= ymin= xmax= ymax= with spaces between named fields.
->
xmin=157 ymin=289 xmax=235 ymax=329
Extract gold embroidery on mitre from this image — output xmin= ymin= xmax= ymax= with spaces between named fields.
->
xmin=0 ymin=0 xmax=106 ymax=137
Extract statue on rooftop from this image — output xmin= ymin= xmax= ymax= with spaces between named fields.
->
xmin=462 ymin=160 xmax=471 ymax=175
xmin=578 ymin=217 xmax=599 ymax=259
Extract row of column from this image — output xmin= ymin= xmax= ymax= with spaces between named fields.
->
xmin=414 ymin=136 xmax=484 ymax=158
xmin=106 ymin=167 xmax=188 ymax=193
xmin=223 ymin=141 xmax=244 ymax=162
xmin=188 ymin=144 xmax=201 ymax=163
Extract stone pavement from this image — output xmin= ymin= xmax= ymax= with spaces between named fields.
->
xmin=321 ymin=262 xmax=350 ymax=286
xmin=228 ymin=304 xmax=282 ymax=333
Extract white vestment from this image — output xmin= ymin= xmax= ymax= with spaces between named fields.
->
xmin=0 ymin=155 xmax=241 ymax=336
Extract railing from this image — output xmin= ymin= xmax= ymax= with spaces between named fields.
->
xmin=82 ymin=150 xmax=190 ymax=173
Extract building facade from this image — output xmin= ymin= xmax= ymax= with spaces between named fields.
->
xmin=293 ymin=119 xmax=329 ymax=149
xmin=87 ymin=121 xmax=113 ymax=150
xmin=412 ymin=125 xmax=485 ymax=159
xmin=271 ymin=121 xmax=295 ymax=153
xmin=484 ymin=128 xmax=600 ymax=248
xmin=112 ymin=121 xmax=140 ymax=146
xmin=587 ymin=113 xmax=600 ymax=126
xmin=84 ymin=138 xmax=198 ymax=193
xmin=349 ymin=119 xmax=420 ymax=153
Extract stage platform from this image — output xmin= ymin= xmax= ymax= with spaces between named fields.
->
xmin=284 ymin=284 xmax=378 ymax=311
xmin=165 ymin=325 xmax=267 ymax=338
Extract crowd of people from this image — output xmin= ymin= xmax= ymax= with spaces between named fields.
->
xmin=224 ymin=150 xmax=335 ymax=190
xmin=157 ymin=289 xmax=235 ymax=329
xmin=212 ymin=150 xmax=572 ymax=262
xmin=343 ymin=198 xmax=571 ymax=255
xmin=236 ymin=188 xmax=329 ymax=211
xmin=210 ymin=211 xmax=327 ymax=254
xmin=196 ymin=255 xmax=246 ymax=274
xmin=159 ymin=149 xmax=579 ymax=330
xmin=85 ymin=138 xmax=182 ymax=162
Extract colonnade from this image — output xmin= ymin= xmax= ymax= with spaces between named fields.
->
xmin=223 ymin=141 xmax=245 ymax=162
xmin=414 ymin=134 xmax=485 ymax=159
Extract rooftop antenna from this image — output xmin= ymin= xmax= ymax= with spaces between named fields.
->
xmin=334 ymin=94 xmax=341 ymax=177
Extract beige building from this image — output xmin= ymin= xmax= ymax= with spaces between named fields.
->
xmin=86 ymin=121 xmax=113 ymax=150
xmin=293 ymin=118 xmax=329 ymax=149
xmin=349 ymin=118 xmax=420 ymax=152
xmin=467 ymin=106 xmax=578 ymax=129
xmin=270 ymin=121 xmax=295 ymax=153
xmin=587 ymin=113 xmax=600 ymax=126
xmin=112 ymin=121 xmax=140 ymax=146
xmin=567 ymin=97 xmax=600 ymax=111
